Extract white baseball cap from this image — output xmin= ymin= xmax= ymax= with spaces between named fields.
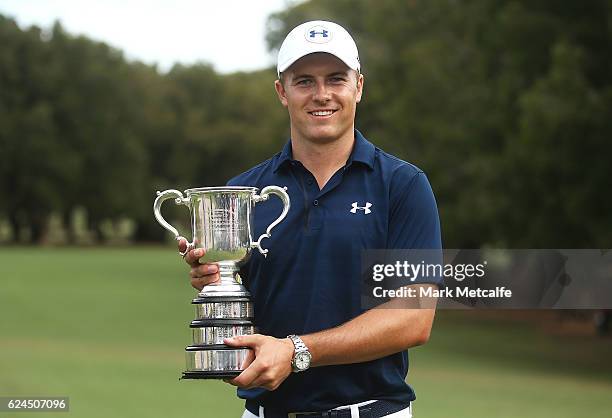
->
xmin=276 ymin=20 xmax=360 ymax=77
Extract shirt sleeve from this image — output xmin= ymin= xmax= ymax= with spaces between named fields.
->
xmin=386 ymin=167 xmax=443 ymax=288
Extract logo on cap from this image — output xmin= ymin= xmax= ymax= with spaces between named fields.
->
xmin=305 ymin=25 xmax=333 ymax=44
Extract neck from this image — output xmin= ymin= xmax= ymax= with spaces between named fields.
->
xmin=290 ymin=128 xmax=355 ymax=189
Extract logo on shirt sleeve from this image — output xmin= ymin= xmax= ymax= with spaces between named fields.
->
xmin=350 ymin=202 xmax=372 ymax=214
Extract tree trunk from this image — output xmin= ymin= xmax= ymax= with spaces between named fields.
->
xmin=7 ymin=210 xmax=20 ymax=244
xmin=88 ymin=217 xmax=103 ymax=244
xmin=29 ymin=213 xmax=47 ymax=244
xmin=62 ymin=210 xmax=76 ymax=245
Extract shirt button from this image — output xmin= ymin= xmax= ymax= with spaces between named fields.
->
xmin=313 ymin=200 xmax=319 ymax=206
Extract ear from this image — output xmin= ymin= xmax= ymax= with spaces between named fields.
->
xmin=355 ymin=73 xmax=364 ymax=104
xmin=274 ymin=79 xmax=289 ymax=107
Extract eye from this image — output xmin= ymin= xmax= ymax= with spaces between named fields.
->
xmin=329 ymin=76 xmax=346 ymax=83
xmin=295 ymin=79 xmax=312 ymax=86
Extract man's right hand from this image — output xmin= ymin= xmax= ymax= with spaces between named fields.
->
xmin=178 ymin=238 xmax=220 ymax=291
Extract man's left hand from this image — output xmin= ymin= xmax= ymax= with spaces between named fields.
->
xmin=224 ymin=334 xmax=295 ymax=390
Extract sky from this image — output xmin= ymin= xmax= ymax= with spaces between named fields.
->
xmin=0 ymin=0 xmax=299 ymax=73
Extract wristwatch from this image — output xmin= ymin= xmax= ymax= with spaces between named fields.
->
xmin=287 ymin=334 xmax=312 ymax=373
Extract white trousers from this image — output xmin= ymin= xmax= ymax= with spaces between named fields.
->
xmin=241 ymin=401 xmax=412 ymax=418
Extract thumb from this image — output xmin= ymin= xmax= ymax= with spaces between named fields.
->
xmin=177 ymin=237 xmax=187 ymax=253
xmin=224 ymin=334 xmax=262 ymax=348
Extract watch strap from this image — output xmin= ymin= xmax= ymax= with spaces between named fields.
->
xmin=287 ymin=334 xmax=311 ymax=372
xmin=287 ymin=334 xmax=308 ymax=353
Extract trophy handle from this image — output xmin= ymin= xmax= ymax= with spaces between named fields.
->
xmin=251 ymin=186 xmax=290 ymax=257
xmin=153 ymin=189 xmax=194 ymax=257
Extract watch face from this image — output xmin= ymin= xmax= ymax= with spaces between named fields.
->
xmin=295 ymin=352 xmax=311 ymax=370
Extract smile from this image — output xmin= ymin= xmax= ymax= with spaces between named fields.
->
xmin=308 ymin=109 xmax=337 ymax=117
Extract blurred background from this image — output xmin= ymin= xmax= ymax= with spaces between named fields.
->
xmin=0 ymin=0 xmax=611 ymax=417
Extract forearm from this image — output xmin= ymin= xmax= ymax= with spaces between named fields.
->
xmin=301 ymin=285 xmax=438 ymax=367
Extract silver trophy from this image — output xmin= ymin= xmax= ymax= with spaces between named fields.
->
xmin=153 ymin=186 xmax=290 ymax=378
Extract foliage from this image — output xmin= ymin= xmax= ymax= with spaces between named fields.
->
xmin=1 ymin=0 xmax=610 ymax=246
xmin=267 ymin=0 xmax=612 ymax=247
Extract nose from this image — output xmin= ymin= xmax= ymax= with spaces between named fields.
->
xmin=312 ymin=80 xmax=330 ymax=103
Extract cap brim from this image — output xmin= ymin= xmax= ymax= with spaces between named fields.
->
xmin=278 ymin=51 xmax=359 ymax=76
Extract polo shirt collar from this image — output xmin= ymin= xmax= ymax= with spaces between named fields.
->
xmin=272 ymin=140 xmax=294 ymax=173
xmin=272 ymin=129 xmax=376 ymax=173
xmin=348 ymin=129 xmax=376 ymax=170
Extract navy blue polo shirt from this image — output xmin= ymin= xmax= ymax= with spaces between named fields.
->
xmin=227 ymin=130 xmax=442 ymax=412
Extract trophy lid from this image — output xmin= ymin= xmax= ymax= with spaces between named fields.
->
xmin=184 ymin=186 xmax=258 ymax=195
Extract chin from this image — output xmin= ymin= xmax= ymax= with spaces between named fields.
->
xmin=305 ymin=127 xmax=343 ymax=143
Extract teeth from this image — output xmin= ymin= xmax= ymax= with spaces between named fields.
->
xmin=311 ymin=110 xmax=334 ymax=116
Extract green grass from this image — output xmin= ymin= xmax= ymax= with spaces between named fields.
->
xmin=0 ymin=247 xmax=242 ymax=418
xmin=410 ymin=312 xmax=612 ymax=418
xmin=1 ymin=247 xmax=611 ymax=417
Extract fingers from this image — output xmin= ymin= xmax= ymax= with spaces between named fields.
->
xmin=221 ymin=349 xmax=254 ymax=386
xmin=223 ymin=335 xmax=293 ymax=391
xmin=184 ymin=248 xmax=205 ymax=267
xmin=241 ymin=348 xmax=256 ymax=370
xmin=177 ymin=237 xmax=200 ymax=266
xmin=224 ymin=335 xmax=263 ymax=387
xmin=226 ymin=355 xmax=285 ymax=391
xmin=190 ymin=263 xmax=219 ymax=279
xmin=224 ymin=334 xmax=263 ymax=348
xmin=177 ymin=242 xmax=219 ymax=290
xmin=189 ymin=263 xmax=219 ymax=290
xmin=190 ymin=272 xmax=220 ymax=291
xmin=227 ymin=361 xmax=261 ymax=388
xmin=177 ymin=238 xmax=188 ymax=255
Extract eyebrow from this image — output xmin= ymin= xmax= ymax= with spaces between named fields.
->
xmin=327 ymin=71 xmax=350 ymax=78
xmin=292 ymin=71 xmax=350 ymax=80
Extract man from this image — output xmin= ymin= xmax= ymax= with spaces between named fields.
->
xmin=180 ymin=20 xmax=442 ymax=418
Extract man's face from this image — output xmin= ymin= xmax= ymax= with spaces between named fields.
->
xmin=274 ymin=53 xmax=364 ymax=144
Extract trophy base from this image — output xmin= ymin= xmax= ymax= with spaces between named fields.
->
xmin=197 ymin=283 xmax=250 ymax=298
xmin=190 ymin=319 xmax=257 ymax=345
xmin=184 ymin=345 xmax=251 ymax=379
xmin=181 ymin=370 xmax=241 ymax=379
xmin=192 ymin=296 xmax=254 ymax=320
